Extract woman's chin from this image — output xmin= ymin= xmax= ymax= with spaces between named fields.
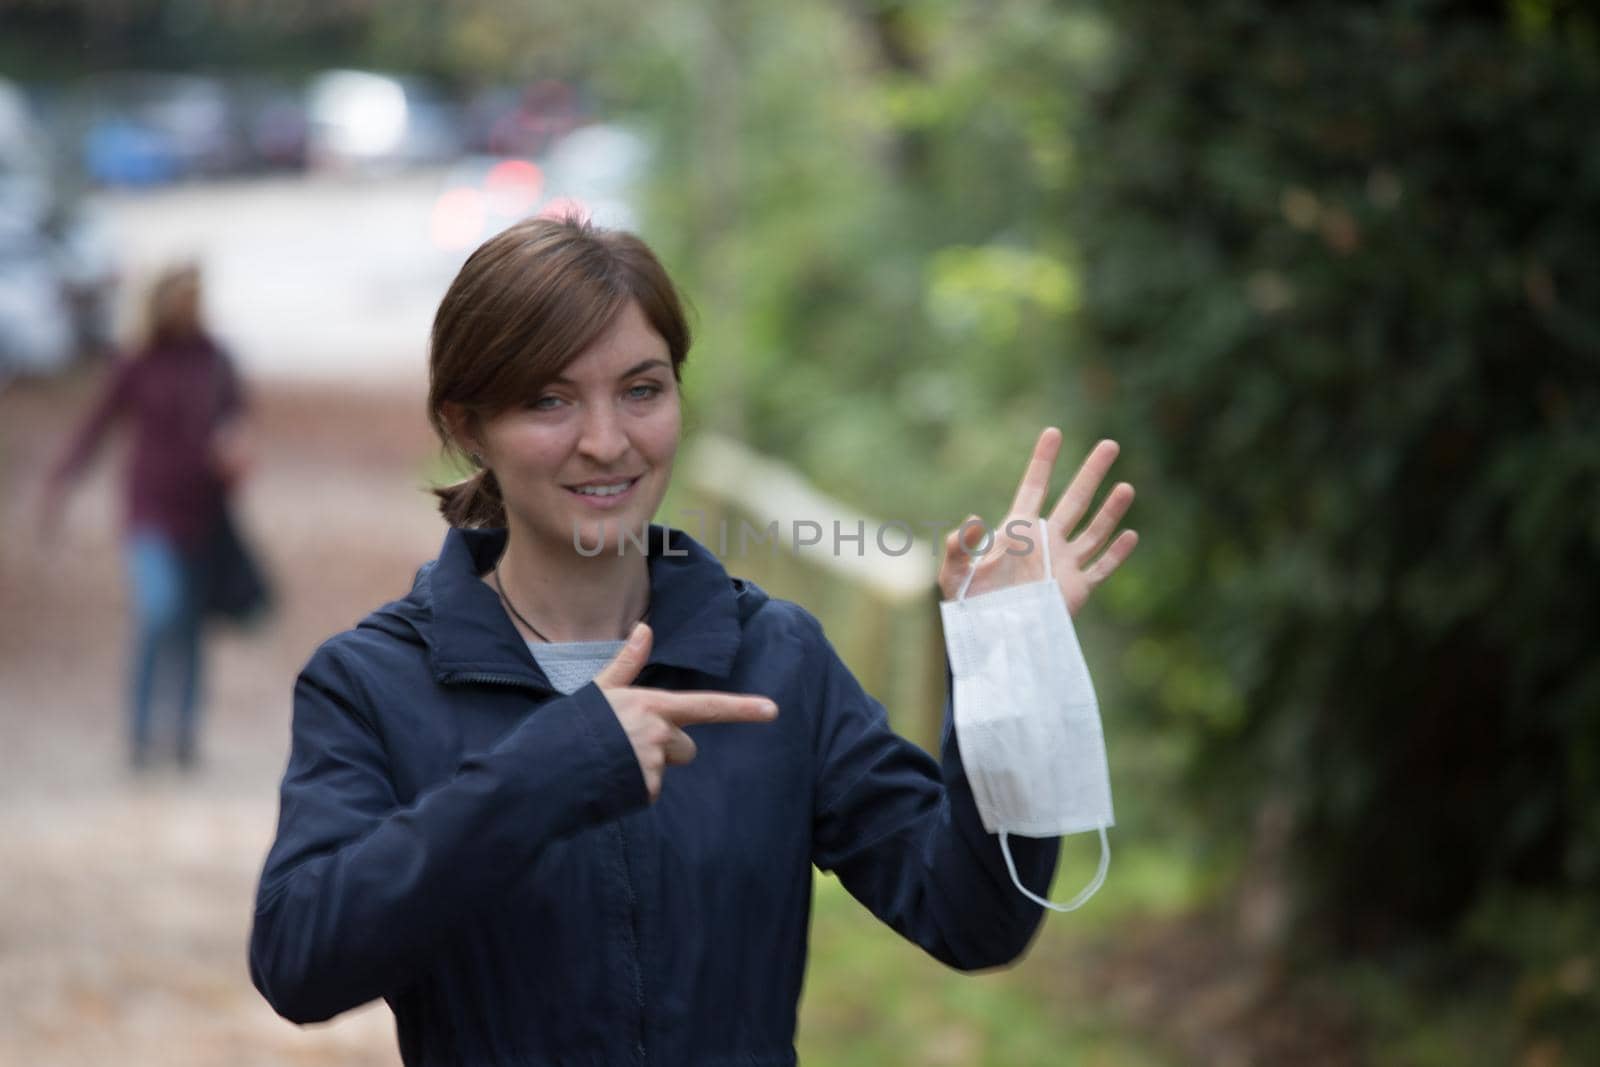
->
xmin=566 ymin=514 xmax=655 ymax=557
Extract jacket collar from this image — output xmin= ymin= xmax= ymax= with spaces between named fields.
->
xmin=421 ymin=524 xmax=743 ymax=688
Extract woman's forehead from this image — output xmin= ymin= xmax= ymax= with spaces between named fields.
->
xmin=548 ymin=302 xmax=670 ymax=382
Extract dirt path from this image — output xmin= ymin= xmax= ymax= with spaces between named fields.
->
xmin=1 ymin=368 xmax=446 ymax=1066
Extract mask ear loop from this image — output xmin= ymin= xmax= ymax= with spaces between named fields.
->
xmin=955 ymin=516 xmax=1050 ymax=602
xmin=1000 ymin=827 xmax=1110 ymax=912
xmin=955 ymin=531 xmax=981 ymax=601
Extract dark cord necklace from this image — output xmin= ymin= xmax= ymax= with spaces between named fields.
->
xmin=493 ymin=565 xmax=649 ymax=644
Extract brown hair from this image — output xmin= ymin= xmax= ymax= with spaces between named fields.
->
xmin=142 ymin=262 xmax=203 ymax=349
xmin=428 ymin=216 xmax=692 ymax=528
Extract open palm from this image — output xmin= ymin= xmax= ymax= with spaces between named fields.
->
xmin=937 ymin=429 xmax=1138 ymax=617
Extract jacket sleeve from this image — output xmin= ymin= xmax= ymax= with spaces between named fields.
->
xmin=248 ymin=645 xmax=649 ymax=1024
xmin=806 ymin=611 xmax=1061 ymax=972
xmin=49 ymin=356 xmax=135 ymax=487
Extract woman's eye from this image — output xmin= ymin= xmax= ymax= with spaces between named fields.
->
xmin=627 ymin=383 xmax=662 ymax=401
xmin=529 ymin=395 xmax=565 ymax=411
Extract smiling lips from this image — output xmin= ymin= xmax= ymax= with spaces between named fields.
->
xmin=565 ymin=475 xmax=642 ymax=508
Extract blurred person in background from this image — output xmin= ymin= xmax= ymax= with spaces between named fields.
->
xmin=249 ymin=216 xmax=1136 ymax=1064
xmin=41 ymin=262 xmax=255 ymax=771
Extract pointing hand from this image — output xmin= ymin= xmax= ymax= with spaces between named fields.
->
xmin=594 ymin=623 xmax=778 ymax=801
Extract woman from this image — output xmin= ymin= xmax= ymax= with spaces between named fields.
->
xmin=249 ymin=217 xmax=1136 ymax=1065
xmin=43 ymin=263 xmax=250 ymax=770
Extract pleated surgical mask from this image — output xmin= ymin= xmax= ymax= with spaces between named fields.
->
xmin=940 ymin=522 xmax=1114 ymax=911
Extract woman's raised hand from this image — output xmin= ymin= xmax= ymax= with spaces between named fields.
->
xmin=593 ymin=623 xmax=778 ymax=801
xmin=937 ymin=428 xmax=1139 ymax=617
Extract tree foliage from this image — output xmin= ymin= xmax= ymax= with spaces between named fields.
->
xmin=1067 ymin=0 xmax=1600 ymax=947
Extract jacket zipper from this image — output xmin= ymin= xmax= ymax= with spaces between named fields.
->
xmin=439 ymin=671 xmax=545 ymax=691
xmin=613 ymin=816 xmax=648 ymax=1064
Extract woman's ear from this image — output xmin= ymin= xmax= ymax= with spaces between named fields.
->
xmin=440 ymin=402 xmax=485 ymax=463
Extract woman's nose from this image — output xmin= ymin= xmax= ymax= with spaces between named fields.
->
xmin=576 ymin=405 xmax=629 ymax=465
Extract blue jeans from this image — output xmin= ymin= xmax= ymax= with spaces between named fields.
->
xmin=125 ymin=530 xmax=204 ymax=763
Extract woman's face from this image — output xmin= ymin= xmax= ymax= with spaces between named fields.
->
xmin=472 ymin=298 xmax=681 ymax=556
xmin=160 ymin=274 xmax=203 ymax=337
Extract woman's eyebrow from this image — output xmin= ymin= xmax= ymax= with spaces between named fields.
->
xmin=550 ymin=359 xmax=670 ymax=385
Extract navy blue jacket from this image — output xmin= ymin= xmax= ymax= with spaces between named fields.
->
xmin=249 ymin=524 xmax=1060 ymax=1066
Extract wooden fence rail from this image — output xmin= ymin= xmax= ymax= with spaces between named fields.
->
xmin=678 ymin=433 xmax=950 ymax=751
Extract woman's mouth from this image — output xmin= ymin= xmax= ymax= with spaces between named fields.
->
xmin=564 ymin=476 xmax=642 ymax=509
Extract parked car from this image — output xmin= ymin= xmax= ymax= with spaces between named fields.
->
xmin=427 ymin=122 xmax=651 ymax=253
xmin=0 ymin=224 xmax=76 ymax=381
xmin=0 ymin=78 xmax=118 ymax=383
xmin=306 ymin=69 xmax=463 ymax=174
xmin=537 ymin=121 xmax=651 ymax=231
xmin=462 ymin=79 xmax=583 ymax=159
xmin=76 ymin=72 xmax=243 ymax=186
xmin=231 ymin=76 xmax=310 ymax=173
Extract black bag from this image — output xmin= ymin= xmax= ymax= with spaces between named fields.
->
xmin=201 ymin=504 xmax=273 ymax=624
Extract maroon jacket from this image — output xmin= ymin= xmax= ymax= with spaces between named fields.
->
xmin=51 ymin=333 xmax=244 ymax=553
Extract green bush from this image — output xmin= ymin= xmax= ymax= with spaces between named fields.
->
xmin=1069 ymin=0 xmax=1600 ymax=947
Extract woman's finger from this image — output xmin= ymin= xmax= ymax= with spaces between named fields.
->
xmin=658 ymin=692 xmax=779 ymax=727
xmin=1067 ymin=482 xmax=1135 ymax=564
xmin=663 ymin=725 xmax=698 ymax=766
xmin=1047 ymin=439 xmax=1120 ymax=538
xmin=1083 ymin=529 xmax=1140 ymax=587
xmin=938 ymin=515 xmax=983 ymax=598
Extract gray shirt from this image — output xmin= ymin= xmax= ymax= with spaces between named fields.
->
xmin=525 ymin=638 xmax=628 ymax=695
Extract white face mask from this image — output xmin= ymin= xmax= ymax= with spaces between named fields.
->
xmin=940 ymin=521 xmax=1114 ymax=911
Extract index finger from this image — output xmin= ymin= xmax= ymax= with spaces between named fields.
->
xmin=1007 ymin=426 xmax=1063 ymax=519
xmin=656 ymin=691 xmax=779 ymax=727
